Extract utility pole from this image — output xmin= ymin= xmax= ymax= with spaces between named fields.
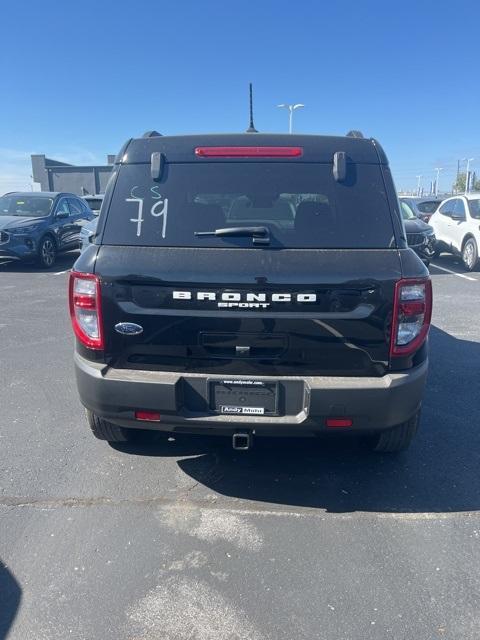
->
xmin=416 ymin=175 xmax=422 ymax=196
xmin=463 ymin=158 xmax=474 ymax=194
xmin=434 ymin=167 xmax=443 ymax=197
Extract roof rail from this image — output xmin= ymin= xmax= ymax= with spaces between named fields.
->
xmin=142 ymin=130 xmax=162 ymax=138
xmin=346 ymin=130 xmax=364 ymax=138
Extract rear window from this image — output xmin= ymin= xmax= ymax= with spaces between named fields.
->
xmin=417 ymin=200 xmax=441 ymax=213
xmin=84 ymin=198 xmax=103 ymax=212
xmin=102 ymin=163 xmax=395 ymax=249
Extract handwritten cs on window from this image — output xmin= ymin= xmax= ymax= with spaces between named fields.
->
xmin=126 ymin=186 xmax=168 ymax=238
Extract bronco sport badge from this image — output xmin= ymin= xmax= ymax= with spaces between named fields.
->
xmin=172 ymin=291 xmax=317 ymax=309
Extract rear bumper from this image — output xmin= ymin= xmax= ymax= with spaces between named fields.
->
xmin=74 ymin=353 xmax=428 ymax=435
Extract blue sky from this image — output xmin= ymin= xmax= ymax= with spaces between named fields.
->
xmin=1 ymin=0 xmax=478 ymax=194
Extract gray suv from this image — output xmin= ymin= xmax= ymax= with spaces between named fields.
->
xmin=0 ymin=192 xmax=95 ymax=268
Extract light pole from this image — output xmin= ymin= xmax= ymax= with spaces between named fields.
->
xmin=277 ymin=103 xmax=304 ymax=133
xmin=416 ymin=175 xmax=422 ymax=196
xmin=434 ymin=167 xmax=443 ymax=196
xmin=463 ymin=158 xmax=474 ymax=194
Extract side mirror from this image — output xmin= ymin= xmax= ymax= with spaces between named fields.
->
xmin=56 ymin=210 xmax=69 ymax=219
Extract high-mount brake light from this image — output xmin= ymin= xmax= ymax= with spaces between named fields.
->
xmin=194 ymin=146 xmax=303 ymax=158
xmin=390 ymin=278 xmax=432 ymax=357
xmin=69 ymin=272 xmax=104 ymax=349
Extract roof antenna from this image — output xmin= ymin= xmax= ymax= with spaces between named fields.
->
xmin=246 ymin=83 xmax=258 ymax=133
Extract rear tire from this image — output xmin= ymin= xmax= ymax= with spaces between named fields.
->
xmin=462 ymin=238 xmax=478 ymax=272
xmin=371 ymin=410 xmax=420 ymax=453
xmin=86 ymin=409 xmax=133 ymax=442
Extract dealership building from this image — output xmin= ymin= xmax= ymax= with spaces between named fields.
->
xmin=31 ymin=154 xmax=115 ymax=195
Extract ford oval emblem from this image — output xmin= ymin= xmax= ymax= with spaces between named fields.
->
xmin=115 ymin=322 xmax=143 ymax=336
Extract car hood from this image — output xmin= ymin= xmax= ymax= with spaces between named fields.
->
xmin=0 ymin=215 xmax=45 ymax=230
xmin=404 ymin=218 xmax=433 ymax=233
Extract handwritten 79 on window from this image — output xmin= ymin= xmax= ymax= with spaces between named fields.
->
xmin=126 ymin=186 xmax=168 ymax=238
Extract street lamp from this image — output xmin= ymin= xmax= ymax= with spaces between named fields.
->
xmin=277 ymin=103 xmax=304 ymax=133
xmin=416 ymin=175 xmax=423 ymax=196
xmin=463 ymin=158 xmax=474 ymax=194
xmin=434 ymin=167 xmax=443 ymax=197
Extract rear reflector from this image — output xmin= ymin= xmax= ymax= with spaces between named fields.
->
xmin=390 ymin=277 xmax=432 ymax=357
xmin=69 ymin=272 xmax=104 ymax=349
xmin=195 ymin=146 xmax=303 ymax=158
xmin=326 ymin=418 xmax=353 ymax=428
xmin=135 ymin=411 xmax=161 ymax=422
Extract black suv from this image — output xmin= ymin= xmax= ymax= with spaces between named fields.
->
xmin=70 ymin=132 xmax=432 ymax=452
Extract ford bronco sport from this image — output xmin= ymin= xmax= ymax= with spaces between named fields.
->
xmin=70 ymin=131 xmax=431 ymax=452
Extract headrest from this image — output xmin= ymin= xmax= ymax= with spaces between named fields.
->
xmin=295 ymin=201 xmax=334 ymax=235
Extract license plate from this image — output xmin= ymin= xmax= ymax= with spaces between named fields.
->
xmin=210 ymin=379 xmax=278 ymax=416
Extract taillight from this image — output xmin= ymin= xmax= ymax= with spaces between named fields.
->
xmin=390 ymin=278 xmax=432 ymax=357
xmin=69 ymin=272 xmax=104 ymax=349
xmin=195 ymin=146 xmax=303 ymax=158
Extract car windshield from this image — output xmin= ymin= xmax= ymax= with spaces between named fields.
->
xmin=400 ymin=201 xmax=417 ymax=220
xmin=0 ymin=195 xmax=53 ymax=217
xmin=103 ymin=162 xmax=395 ymax=249
xmin=469 ymin=200 xmax=480 ymax=219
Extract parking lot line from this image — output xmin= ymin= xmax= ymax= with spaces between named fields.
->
xmin=430 ymin=262 xmax=477 ymax=281
xmin=53 ymin=270 xmax=70 ymax=275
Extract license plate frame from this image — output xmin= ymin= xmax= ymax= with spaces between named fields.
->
xmin=209 ymin=379 xmax=279 ymax=416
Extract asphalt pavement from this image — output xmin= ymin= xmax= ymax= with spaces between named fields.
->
xmin=0 ymin=252 xmax=479 ymax=640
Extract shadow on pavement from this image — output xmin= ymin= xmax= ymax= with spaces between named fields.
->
xmin=430 ymin=253 xmax=479 ymax=275
xmin=0 ymin=561 xmax=21 ymax=640
xmin=114 ymin=325 xmax=480 ymax=514
xmin=0 ymin=251 xmax=78 ymax=273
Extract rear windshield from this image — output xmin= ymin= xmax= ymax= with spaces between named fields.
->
xmin=102 ymin=163 xmax=395 ymax=249
xmin=84 ymin=198 xmax=103 ymax=212
xmin=417 ymin=200 xmax=441 ymax=213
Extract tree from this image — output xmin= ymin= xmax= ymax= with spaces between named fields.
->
xmin=454 ymin=172 xmax=466 ymax=192
xmin=454 ymin=172 xmax=480 ymax=193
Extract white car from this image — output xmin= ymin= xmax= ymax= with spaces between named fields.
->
xmin=429 ymin=194 xmax=480 ymax=270
xmin=82 ymin=195 xmax=104 ymax=216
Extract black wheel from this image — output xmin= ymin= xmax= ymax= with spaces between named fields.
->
xmin=462 ymin=238 xmax=478 ymax=272
xmin=86 ymin=409 xmax=133 ymax=442
xmin=371 ymin=410 xmax=420 ymax=453
xmin=37 ymin=235 xmax=57 ymax=268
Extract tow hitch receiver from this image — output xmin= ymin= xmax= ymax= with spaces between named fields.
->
xmin=232 ymin=432 xmax=252 ymax=451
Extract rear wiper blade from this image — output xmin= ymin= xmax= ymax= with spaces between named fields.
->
xmin=194 ymin=226 xmax=270 ymax=244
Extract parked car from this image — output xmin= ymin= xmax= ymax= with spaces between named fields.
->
xmin=0 ymin=192 xmax=95 ymax=267
xmin=82 ymin=194 xmax=104 ymax=216
xmin=399 ymin=196 xmax=442 ymax=222
xmin=80 ymin=217 xmax=99 ymax=252
xmin=429 ymin=194 xmax=480 ymax=270
xmin=400 ymin=200 xmax=436 ymax=266
xmin=70 ymin=131 xmax=431 ymax=453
